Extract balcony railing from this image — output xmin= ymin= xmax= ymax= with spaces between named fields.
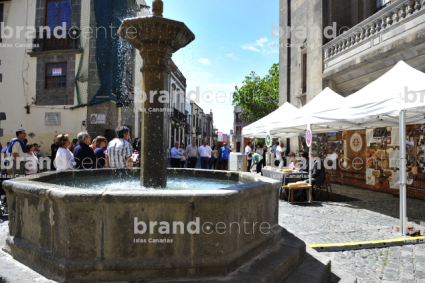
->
xmin=323 ymin=0 xmax=425 ymax=68
xmin=170 ymin=108 xmax=187 ymax=124
xmin=32 ymin=30 xmax=79 ymax=52
xmin=196 ymin=127 xmax=202 ymax=135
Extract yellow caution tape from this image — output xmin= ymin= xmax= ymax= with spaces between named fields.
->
xmin=309 ymin=236 xmax=425 ymax=248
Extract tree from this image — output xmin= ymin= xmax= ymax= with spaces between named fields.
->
xmin=232 ymin=63 xmax=279 ymax=123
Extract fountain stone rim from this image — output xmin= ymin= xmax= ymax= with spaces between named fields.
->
xmin=2 ymin=168 xmax=281 ymax=203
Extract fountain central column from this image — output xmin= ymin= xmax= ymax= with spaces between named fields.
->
xmin=139 ymin=43 xmax=172 ymax=188
xmin=118 ymin=0 xmax=195 ymax=188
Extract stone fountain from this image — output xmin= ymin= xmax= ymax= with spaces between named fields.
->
xmin=118 ymin=0 xmax=195 ymax=188
xmin=0 ymin=1 xmax=324 ymax=282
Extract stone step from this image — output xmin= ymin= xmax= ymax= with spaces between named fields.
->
xmin=282 ymin=246 xmax=357 ymax=283
xmin=156 ymin=228 xmax=307 ymax=283
xmin=282 ymin=247 xmax=331 ymax=283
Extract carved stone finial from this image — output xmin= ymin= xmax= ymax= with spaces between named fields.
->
xmin=152 ymin=0 xmax=163 ymax=17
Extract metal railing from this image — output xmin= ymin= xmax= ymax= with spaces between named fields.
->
xmin=32 ymin=30 xmax=79 ymax=52
xmin=170 ymin=108 xmax=187 ymax=124
xmin=323 ymin=0 xmax=424 ymax=62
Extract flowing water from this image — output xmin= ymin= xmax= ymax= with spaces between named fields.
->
xmin=49 ymin=175 xmax=241 ymax=191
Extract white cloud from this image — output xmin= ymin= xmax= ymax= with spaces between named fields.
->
xmin=226 ymin=53 xmax=245 ymax=63
xmin=198 ymin=58 xmax=211 ymax=65
xmin=242 ymin=45 xmax=261 ymax=52
xmin=242 ymin=37 xmax=279 ymax=54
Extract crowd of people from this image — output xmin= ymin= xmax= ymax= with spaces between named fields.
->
xmin=0 ymin=126 xmax=139 ymax=178
xmin=0 ymin=130 xmax=326 ymax=188
xmin=0 ymin=128 xmax=241 ymax=177
xmin=167 ymin=139 xmax=232 ymax=170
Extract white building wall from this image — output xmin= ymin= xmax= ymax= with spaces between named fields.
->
xmin=0 ymin=1 xmax=86 ymax=156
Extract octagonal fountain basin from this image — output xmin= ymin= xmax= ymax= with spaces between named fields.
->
xmin=3 ymin=168 xmax=282 ymax=282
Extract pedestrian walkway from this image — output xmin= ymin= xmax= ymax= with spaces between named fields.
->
xmin=279 ymin=184 xmax=425 ymax=282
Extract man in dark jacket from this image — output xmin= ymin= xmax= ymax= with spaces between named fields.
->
xmin=73 ymin=132 xmax=96 ymax=170
xmin=308 ymin=151 xmax=326 ymax=188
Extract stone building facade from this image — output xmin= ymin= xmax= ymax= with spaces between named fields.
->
xmin=0 ymin=0 xmax=141 ymax=157
xmin=279 ymin=0 xmax=425 ymax=150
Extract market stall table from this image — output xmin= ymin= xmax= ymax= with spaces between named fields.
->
xmin=282 ymin=184 xmax=313 ymax=204
xmin=262 ymin=168 xmax=310 ymax=200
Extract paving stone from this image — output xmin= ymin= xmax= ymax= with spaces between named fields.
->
xmin=279 ymin=184 xmax=425 ymax=282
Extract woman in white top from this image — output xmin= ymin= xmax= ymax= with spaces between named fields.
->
xmin=209 ymin=145 xmax=219 ymax=170
xmin=25 ymin=143 xmax=40 ymax=175
xmin=54 ymin=134 xmax=74 ymax=171
xmin=255 ymin=144 xmax=264 ymax=156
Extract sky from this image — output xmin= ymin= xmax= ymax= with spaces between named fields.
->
xmin=144 ymin=0 xmax=280 ymax=134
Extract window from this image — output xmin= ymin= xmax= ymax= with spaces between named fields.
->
xmin=43 ymin=0 xmax=72 ymax=51
xmin=0 ymin=4 xmax=3 ymax=43
xmin=46 ymin=0 xmax=71 ymax=31
xmin=301 ymin=53 xmax=307 ymax=93
xmin=45 ymin=63 xmax=67 ymax=89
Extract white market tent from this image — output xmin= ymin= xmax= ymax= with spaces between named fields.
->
xmin=265 ymin=61 xmax=425 ymax=235
xmin=242 ymin=102 xmax=302 ymax=138
xmin=270 ymin=61 xmax=425 ymax=135
xmin=268 ymin=88 xmax=352 ymax=135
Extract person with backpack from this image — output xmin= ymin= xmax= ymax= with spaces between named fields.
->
xmin=7 ymin=129 xmax=28 ymax=177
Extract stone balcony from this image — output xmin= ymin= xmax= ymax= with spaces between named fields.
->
xmin=322 ymin=0 xmax=425 ymax=95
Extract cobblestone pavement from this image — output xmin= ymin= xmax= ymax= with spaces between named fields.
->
xmin=279 ymin=184 xmax=425 ymax=282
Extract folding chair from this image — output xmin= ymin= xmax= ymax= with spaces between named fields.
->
xmin=314 ymin=170 xmax=334 ymax=201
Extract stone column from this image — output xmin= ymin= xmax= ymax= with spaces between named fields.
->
xmin=139 ymin=43 xmax=172 ymax=188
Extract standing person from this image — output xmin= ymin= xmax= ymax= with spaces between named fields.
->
xmin=255 ymin=144 xmax=264 ymax=156
xmin=180 ymin=143 xmax=187 ymax=168
xmin=132 ymin=138 xmax=141 ymax=168
xmin=73 ymin=132 xmax=97 ymax=170
xmin=25 ymin=143 xmax=40 ymax=176
xmin=210 ymin=145 xmax=218 ymax=170
xmin=220 ymin=143 xmax=231 ymax=170
xmin=1 ymin=142 xmax=9 ymax=159
xmin=50 ymin=139 xmax=59 ymax=171
xmin=7 ymin=129 xmax=28 ymax=177
xmin=54 ymin=134 xmax=74 ymax=172
xmin=89 ymin=138 xmax=97 ymax=151
xmin=105 ymin=126 xmax=133 ymax=169
xmin=198 ymin=140 xmax=211 ymax=169
xmin=186 ymin=140 xmax=198 ymax=169
xmin=263 ymin=144 xmax=268 ymax=165
xmin=275 ymin=141 xmax=284 ymax=169
xmin=33 ymin=143 xmax=44 ymax=158
xmin=271 ymin=142 xmax=277 ymax=158
xmin=1 ymin=142 xmax=9 ymax=176
xmin=170 ymin=141 xmax=182 ymax=168
xmin=94 ymin=136 xmax=107 ymax=168
xmin=69 ymin=138 xmax=79 ymax=153
xmin=305 ymin=151 xmax=325 ymax=188
xmin=280 ymin=141 xmax=287 ymax=166
xmin=245 ymin=141 xmax=252 ymax=171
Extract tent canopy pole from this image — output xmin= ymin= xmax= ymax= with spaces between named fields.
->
xmin=399 ymin=108 xmax=407 ymax=236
